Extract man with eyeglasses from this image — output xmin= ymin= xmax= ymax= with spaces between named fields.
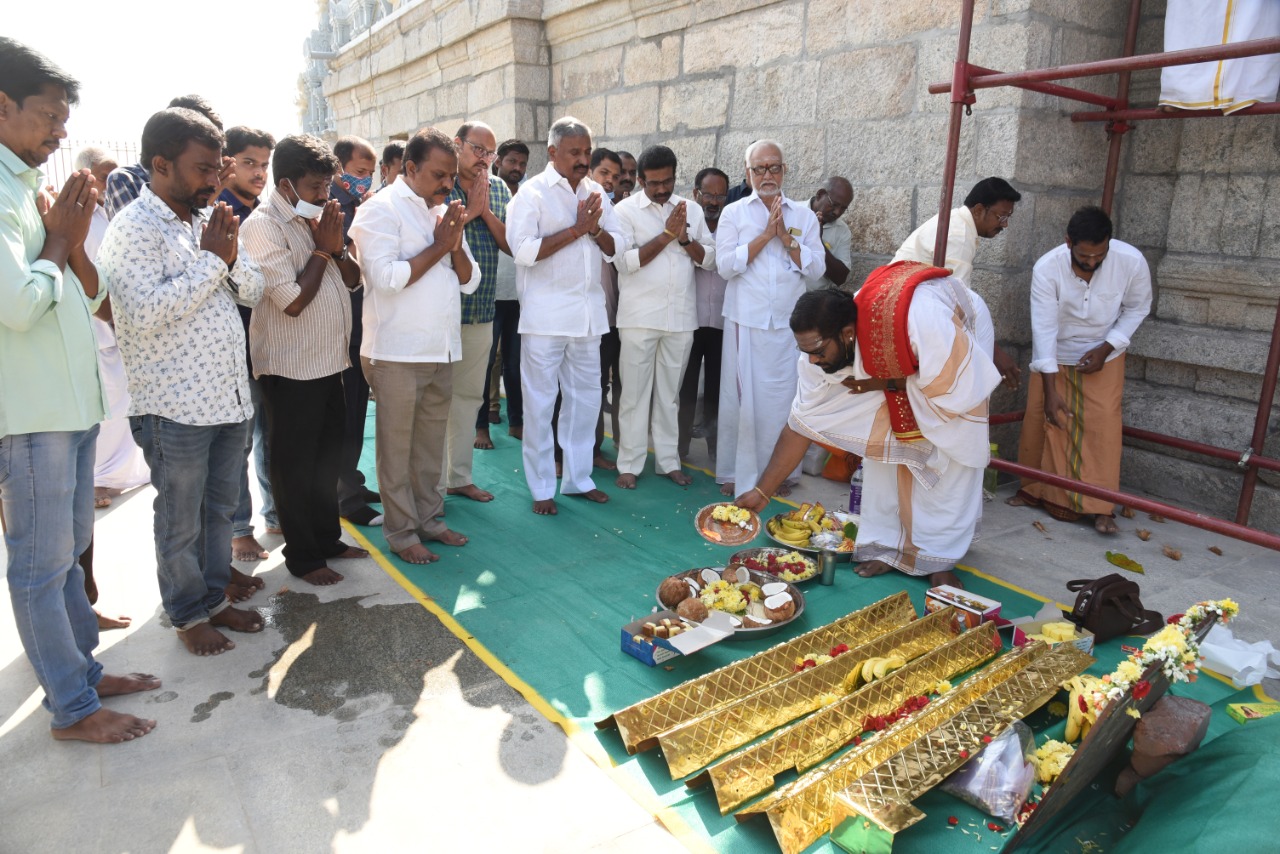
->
xmin=1011 ymin=206 xmax=1151 ymax=536
xmin=441 ymin=121 xmax=511 ymax=504
xmin=805 ymin=176 xmax=854 ymax=289
xmin=612 ymin=145 xmax=716 ymax=490
xmin=714 ymin=140 xmax=825 ymax=498
xmin=893 ymin=176 xmax=1023 ymax=389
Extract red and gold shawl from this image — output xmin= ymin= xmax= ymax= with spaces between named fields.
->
xmin=854 ymin=261 xmax=952 ymax=442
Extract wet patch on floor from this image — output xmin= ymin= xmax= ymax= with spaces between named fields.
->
xmin=191 ymin=691 xmax=234 ymax=722
xmin=148 ymin=690 xmax=178 ymax=704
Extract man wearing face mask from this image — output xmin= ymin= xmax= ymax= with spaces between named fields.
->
xmin=1012 ymin=206 xmax=1151 ymax=535
xmin=242 ymin=134 xmax=369 ymax=586
xmin=99 ymin=108 xmax=267 ymax=656
xmin=349 ymin=128 xmax=478 ymax=565
xmin=216 ymin=126 xmax=280 ymax=575
xmin=678 ymin=167 xmax=731 ymax=461
xmin=331 ymin=135 xmax=383 ymax=528
xmin=714 ymin=140 xmax=824 ymax=499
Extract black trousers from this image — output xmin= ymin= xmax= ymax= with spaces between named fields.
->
xmin=479 ymin=300 xmax=523 ymax=429
xmin=678 ymin=326 xmax=723 ymax=455
xmin=337 ymin=290 xmax=372 ymax=515
xmin=260 ymin=373 xmax=348 ymax=576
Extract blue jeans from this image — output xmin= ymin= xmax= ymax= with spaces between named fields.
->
xmin=131 ymin=415 xmax=247 ymax=628
xmin=0 ymin=427 xmax=104 ymax=729
xmin=232 ymin=377 xmax=276 ymax=538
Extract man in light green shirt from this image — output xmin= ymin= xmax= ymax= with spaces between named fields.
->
xmin=0 ymin=36 xmax=159 ymax=744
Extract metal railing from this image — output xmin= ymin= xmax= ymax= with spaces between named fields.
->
xmin=42 ymin=140 xmax=139 ymax=190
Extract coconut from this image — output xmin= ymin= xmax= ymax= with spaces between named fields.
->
xmin=676 ymin=598 xmax=709 ymax=622
xmin=721 ymin=565 xmax=750 ymax=584
xmin=658 ymin=576 xmax=693 ymax=608
xmin=764 ymin=591 xmax=796 ymax=622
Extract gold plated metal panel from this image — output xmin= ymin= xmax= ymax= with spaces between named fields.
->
xmin=702 ymin=621 xmax=1002 ymax=814
xmin=597 ymin=592 xmax=916 ymax=753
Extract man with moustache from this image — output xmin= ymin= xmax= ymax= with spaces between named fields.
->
xmin=478 ymin=139 xmax=530 ymax=442
xmin=217 ymin=127 xmax=280 ymax=571
xmin=348 ymin=128 xmax=477 ymax=564
xmin=616 ymin=151 xmax=637 ymax=200
xmin=805 ymin=176 xmax=853 ymax=289
xmin=104 ymin=94 xmax=224 ymax=219
xmin=714 ymin=140 xmax=825 ymax=498
xmin=1012 ymin=207 xmax=1151 ymax=535
xmin=441 ymin=121 xmax=510 ymax=502
xmin=379 ymin=141 xmax=404 ymax=189
xmin=735 ymin=281 xmax=1000 ymax=589
xmin=1 ymin=37 xmax=160 ymax=743
xmin=588 ymin=148 xmax=624 ymax=467
xmin=893 ymin=176 xmax=1024 ymax=389
xmin=506 ymin=117 xmax=624 ymax=515
xmin=678 ymin=167 xmax=731 ymax=461
xmin=612 ymin=145 xmax=715 ymax=489
xmin=331 ymin=135 xmax=383 ymax=528
xmin=242 ymin=134 xmax=368 ymax=585
xmin=99 ymin=107 xmax=267 ymax=656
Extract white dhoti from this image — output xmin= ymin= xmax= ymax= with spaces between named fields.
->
xmin=520 ymin=333 xmax=602 ymax=500
xmin=92 ymin=318 xmax=150 ymax=491
xmin=616 ymin=327 xmax=694 ymax=476
xmin=787 ymin=279 xmax=1000 ymax=576
xmin=716 ymin=321 xmax=801 ymax=489
xmin=1160 ymin=0 xmax=1280 ymax=113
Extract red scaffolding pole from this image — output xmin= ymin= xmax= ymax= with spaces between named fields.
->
xmin=933 ymin=0 xmax=1280 ymax=548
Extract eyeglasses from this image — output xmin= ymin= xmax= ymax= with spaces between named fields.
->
xmin=697 ymin=192 xmax=728 ymax=202
xmin=462 ymin=139 xmax=497 ymax=161
xmin=749 ymin=164 xmax=785 ymax=177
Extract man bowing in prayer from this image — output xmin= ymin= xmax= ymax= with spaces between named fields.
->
xmin=735 ymin=269 xmax=1001 ymax=588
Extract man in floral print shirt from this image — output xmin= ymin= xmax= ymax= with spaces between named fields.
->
xmin=98 ymin=107 xmax=267 ymax=657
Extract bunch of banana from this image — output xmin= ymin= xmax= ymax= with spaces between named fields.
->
xmin=766 ymin=502 xmax=839 ymax=547
xmin=1063 ymin=674 xmax=1104 ymax=742
xmin=841 ymin=654 xmax=907 ymax=692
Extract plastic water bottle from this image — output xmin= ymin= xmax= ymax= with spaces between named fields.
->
xmin=849 ymin=464 xmax=863 ymax=515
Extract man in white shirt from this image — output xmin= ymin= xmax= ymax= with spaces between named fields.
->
xmin=804 ymin=176 xmax=853 ymax=290
xmin=612 ymin=145 xmax=716 ymax=489
xmin=506 ymin=117 xmax=624 ymax=515
xmin=100 ymin=108 xmax=267 ymax=656
xmin=1012 ymin=206 xmax=1152 ymax=535
xmin=714 ymin=140 xmax=825 ymax=497
xmin=242 ymin=134 xmax=368 ymax=585
xmin=349 ymin=128 xmax=478 ymax=565
xmin=892 ymin=176 xmax=1023 ymax=387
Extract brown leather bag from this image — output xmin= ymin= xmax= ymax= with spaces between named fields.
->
xmin=1065 ymin=574 xmax=1164 ymax=643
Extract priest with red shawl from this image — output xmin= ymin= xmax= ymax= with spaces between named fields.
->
xmin=736 ymin=263 xmax=1001 ymax=587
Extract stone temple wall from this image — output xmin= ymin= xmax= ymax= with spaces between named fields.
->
xmin=316 ymin=0 xmax=1279 ymax=531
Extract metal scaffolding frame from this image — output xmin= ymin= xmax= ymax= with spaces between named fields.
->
xmin=928 ymin=0 xmax=1280 ymax=551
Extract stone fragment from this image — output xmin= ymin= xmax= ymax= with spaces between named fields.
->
xmin=1129 ymin=695 xmax=1212 ymax=778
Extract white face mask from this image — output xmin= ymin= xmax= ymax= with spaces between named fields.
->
xmin=287 ymin=179 xmax=325 ymax=220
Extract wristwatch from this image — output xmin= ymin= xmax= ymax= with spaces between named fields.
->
xmin=331 ymin=246 xmax=348 ymax=262
xmin=678 ymin=237 xmax=691 ymax=246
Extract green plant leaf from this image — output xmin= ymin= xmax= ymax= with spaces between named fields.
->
xmin=1106 ymin=551 xmax=1145 ymax=575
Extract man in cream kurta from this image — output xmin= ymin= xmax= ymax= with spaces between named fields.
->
xmin=612 ymin=146 xmax=716 ymax=488
xmin=715 ymin=140 xmax=825 ymax=497
xmin=506 ymin=118 xmax=626 ymax=515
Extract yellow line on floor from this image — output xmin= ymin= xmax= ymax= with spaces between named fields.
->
xmin=342 ymin=519 xmax=716 ymax=853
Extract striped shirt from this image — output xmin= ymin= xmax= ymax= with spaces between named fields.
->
xmin=446 ymin=173 xmax=511 ymax=325
xmin=242 ymin=189 xmax=352 ymax=380
xmin=104 ymin=162 xmax=149 ymax=220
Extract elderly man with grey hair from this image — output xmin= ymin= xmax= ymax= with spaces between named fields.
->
xmin=506 ymin=116 xmax=625 ymax=515
xmin=714 ymin=139 xmax=825 ymax=499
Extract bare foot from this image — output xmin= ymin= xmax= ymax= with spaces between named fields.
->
xmin=447 ymin=484 xmax=494 ymax=502
xmin=719 ymin=482 xmax=735 ymax=497
xmin=1094 ymin=514 xmax=1118 ymax=534
xmin=178 ymin=623 xmax=235 ymax=656
xmin=929 ymin=570 xmax=963 ymax=588
xmin=396 ymin=544 xmax=439 ymax=564
xmin=96 ymin=673 xmax=161 ymax=697
xmin=52 ymin=708 xmax=156 ymax=743
xmin=593 ymin=454 xmax=618 ymax=471
xmin=775 ymin=481 xmax=795 ymax=498
xmin=532 ymin=499 xmax=558 ymax=515
xmin=299 ymin=567 xmax=344 ymax=585
xmin=508 ymin=426 xmax=523 ymax=440
xmin=426 ymin=528 xmax=468 ymax=546
xmin=225 ymin=582 xmax=256 ymax=604
xmin=566 ymin=488 xmax=609 ymax=504
xmin=854 ymin=559 xmax=895 ymax=578
xmin=94 ymin=487 xmax=112 ymax=508
xmin=663 ymin=470 xmax=693 ymax=486
xmin=212 ymin=606 xmax=264 ymax=633
xmin=616 ymin=473 xmax=638 ymax=489
xmin=95 ymin=611 xmax=133 ymax=630
xmin=232 ymin=535 xmax=269 ymax=561
xmin=1005 ymin=493 xmax=1036 ymax=507
xmin=333 ymin=545 xmax=369 ymax=559
xmin=231 ymin=567 xmax=265 ymax=591
xmin=474 ymin=428 xmax=495 ymax=451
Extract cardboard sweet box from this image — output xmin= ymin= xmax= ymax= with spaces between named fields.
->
xmin=620 ymin=609 xmax=736 ymax=667
xmin=925 ymin=584 xmax=1002 ymax=631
